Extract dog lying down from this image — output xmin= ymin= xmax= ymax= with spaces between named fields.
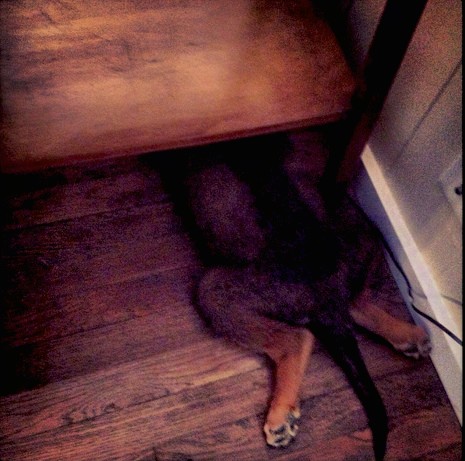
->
xmin=161 ymin=135 xmax=431 ymax=461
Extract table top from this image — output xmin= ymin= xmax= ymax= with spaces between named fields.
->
xmin=0 ymin=0 xmax=355 ymax=173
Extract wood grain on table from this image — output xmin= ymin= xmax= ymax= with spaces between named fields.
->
xmin=0 ymin=0 xmax=354 ymax=172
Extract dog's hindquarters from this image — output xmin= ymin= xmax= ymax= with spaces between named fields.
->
xmin=183 ymin=153 xmax=389 ymax=458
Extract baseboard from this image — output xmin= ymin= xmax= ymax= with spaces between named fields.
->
xmin=353 ymin=146 xmax=462 ymax=425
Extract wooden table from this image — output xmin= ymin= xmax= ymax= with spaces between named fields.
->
xmin=0 ymin=0 xmax=354 ymax=173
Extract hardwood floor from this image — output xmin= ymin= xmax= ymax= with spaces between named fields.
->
xmin=0 ymin=133 xmax=461 ymax=461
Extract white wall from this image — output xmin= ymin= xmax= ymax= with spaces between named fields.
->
xmin=336 ymin=0 xmax=462 ymax=421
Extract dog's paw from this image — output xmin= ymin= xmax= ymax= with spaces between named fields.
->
xmin=394 ymin=334 xmax=432 ymax=359
xmin=264 ymin=407 xmax=300 ymax=448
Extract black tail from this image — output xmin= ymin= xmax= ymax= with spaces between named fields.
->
xmin=307 ymin=313 xmax=388 ymax=461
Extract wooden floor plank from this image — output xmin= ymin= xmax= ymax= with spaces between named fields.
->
xmin=2 ymin=168 xmax=168 ymax=230
xmin=0 ymin=328 xmax=450 ymax=451
xmin=1 ymin=288 xmax=208 ymax=395
xmin=403 ymin=443 xmax=462 ymax=461
xmin=1 ymin=227 xmax=200 ymax=354
xmin=1 ymin=157 xmax=151 ymax=196
xmin=151 ymin=407 xmax=461 ymax=461
xmin=0 ymin=339 xmax=262 ymax=441
xmin=384 ymin=408 xmax=462 ymax=461
xmin=0 ymin=368 xmax=270 ymax=461
xmin=1 ymin=266 xmax=199 ymax=348
xmin=149 ymin=366 xmax=461 ymax=461
xmin=0 ymin=332 xmax=397 ymax=439
xmin=0 ymin=363 xmax=458 ymax=461
xmin=2 ymin=215 xmax=199 ymax=303
xmin=3 ymin=200 xmax=184 ymax=255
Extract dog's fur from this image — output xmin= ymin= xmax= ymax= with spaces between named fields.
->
xmin=160 ymin=134 xmax=431 ymax=460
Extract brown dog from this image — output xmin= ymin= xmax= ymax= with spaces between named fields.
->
xmin=162 ymin=135 xmax=431 ymax=460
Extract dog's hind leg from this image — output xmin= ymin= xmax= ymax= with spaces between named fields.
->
xmin=350 ymin=290 xmax=431 ymax=359
xmin=262 ymin=326 xmax=314 ymax=447
xmin=197 ymin=267 xmax=315 ymax=448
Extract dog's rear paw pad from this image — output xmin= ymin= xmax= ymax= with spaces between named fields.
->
xmin=264 ymin=409 xmax=300 ymax=448
xmin=395 ymin=337 xmax=432 ymax=359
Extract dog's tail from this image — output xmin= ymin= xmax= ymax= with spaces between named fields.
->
xmin=307 ymin=313 xmax=388 ymax=461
